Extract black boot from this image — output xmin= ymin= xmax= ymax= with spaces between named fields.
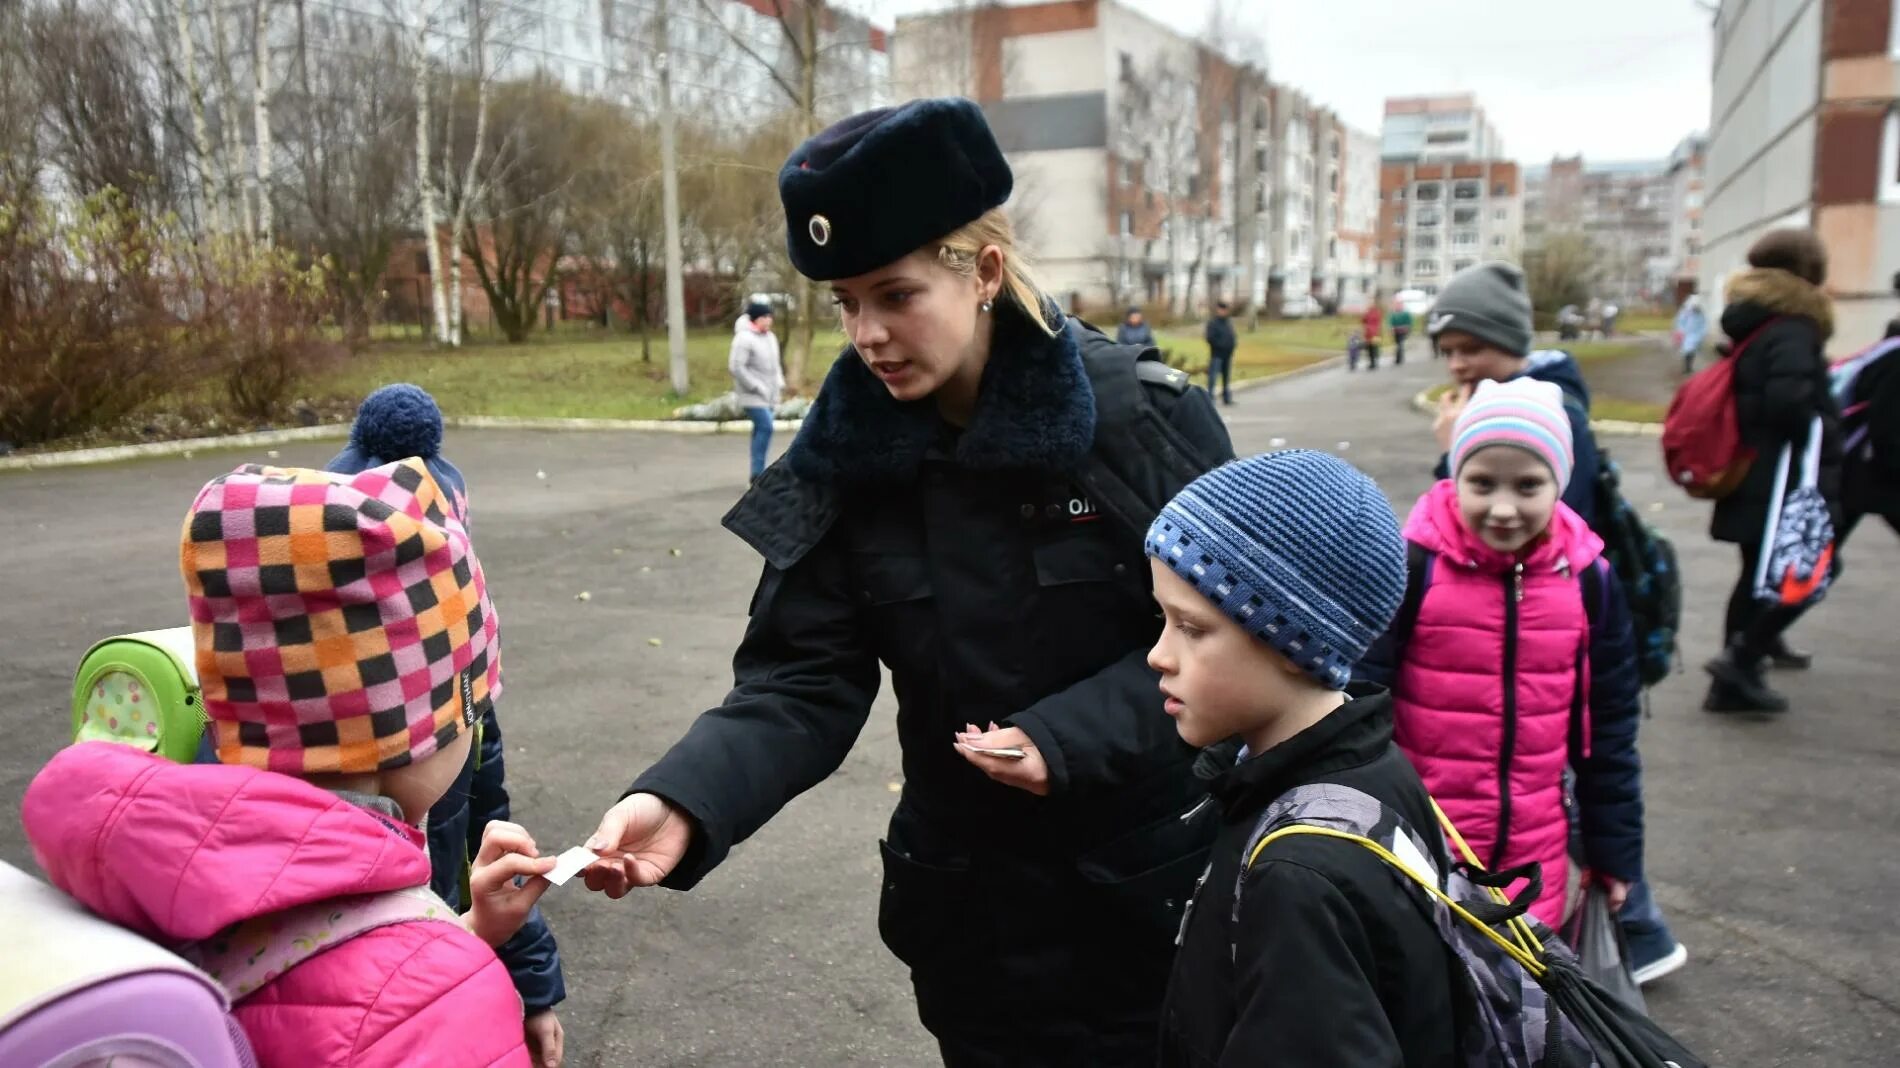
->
xmin=1762 ymin=637 xmax=1813 ymax=671
xmin=1703 ymin=643 xmax=1789 ymax=713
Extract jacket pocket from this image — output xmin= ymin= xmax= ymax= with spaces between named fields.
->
xmin=1074 ymin=800 xmax=1216 ymax=954
xmin=1032 ymin=530 xmax=1136 ymax=587
xmin=876 ymin=837 xmax=973 ymax=973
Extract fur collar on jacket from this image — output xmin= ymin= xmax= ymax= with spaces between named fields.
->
xmin=786 ymin=301 xmax=1095 ymax=485
xmin=1724 ymin=267 xmax=1835 ymax=340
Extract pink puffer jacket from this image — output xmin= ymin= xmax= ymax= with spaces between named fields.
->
xmin=22 ymin=743 xmax=531 ymax=1068
xmin=1393 ymin=481 xmax=1602 ymax=925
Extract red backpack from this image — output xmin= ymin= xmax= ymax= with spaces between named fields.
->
xmin=1661 ymin=320 xmax=1778 ymax=498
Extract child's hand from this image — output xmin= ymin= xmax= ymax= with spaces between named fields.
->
xmin=953 ymin=722 xmax=1050 ymax=796
xmin=525 ymin=1008 xmax=565 ymax=1067
xmin=1599 ymin=876 xmax=1631 ymax=913
xmin=466 ymin=820 xmax=558 ymax=948
xmin=1434 ymin=384 xmax=1472 ymax=451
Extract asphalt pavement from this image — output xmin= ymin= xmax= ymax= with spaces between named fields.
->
xmin=3 ymin=351 xmax=1897 ymax=1066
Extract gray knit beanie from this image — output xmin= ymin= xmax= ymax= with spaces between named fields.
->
xmin=1144 ymin=451 xmax=1406 ymax=689
xmin=1427 ymin=261 xmax=1535 ymax=357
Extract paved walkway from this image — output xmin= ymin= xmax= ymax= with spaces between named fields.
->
xmin=2 ymin=353 xmax=1896 ymax=1065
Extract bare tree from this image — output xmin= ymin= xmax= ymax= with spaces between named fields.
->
xmin=446 ymin=77 xmax=603 ymax=343
xmin=279 ymin=14 xmax=415 ymax=344
xmin=25 ymin=2 xmax=178 ymax=220
xmin=251 ymin=0 xmax=275 ymax=244
xmin=687 ymin=0 xmax=880 ymax=387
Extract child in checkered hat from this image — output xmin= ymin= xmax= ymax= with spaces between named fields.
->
xmin=326 ymin=383 xmax=569 ymax=1054
xmin=23 ymin=459 xmax=556 ymax=1068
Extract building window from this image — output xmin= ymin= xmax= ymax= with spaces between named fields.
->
xmin=1393 ymin=187 xmax=1406 ymax=202
xmin=1119 ymin=51 xmax=1134 ymax=80
xmin=1453 ymin=180 xmax=1481 ymax=200
xmin=1493 ymin=182 xmax=1510 ymax=197
xmin=1415 ymin=182 xmax=1441 ymax=201
xmin=1883 ymin=108 xmax=1900 ymax=204
xmin=1416 ymin=208 xmax=1441 ymax=228
xmin=1414 ymin=259 xmax=1439 ymax=277
xmin=1394 ymin=212 xmax=1405 ymax=227
xmin=1415 ymin=234 xmax=1439 ymax=251
xmin=1452 ymin=206 xmax=1479 ymax=225
xmin=1329 ymin=171 xmax=1338 ymax=193
xmin=1494 ymin=208 xmax=1509 ymax=222
xmin=1492 ymin=235 xmax=1507 ymax=248
xmin=1119 ymin=211 xmax=1133 ymax=237
xmin=1329 ymin=238 xmax=1338 ymax=258
xmin=1452 ymin=259 xmax=1476 ymax=273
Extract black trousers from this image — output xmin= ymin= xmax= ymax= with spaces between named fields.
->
xmin=1723 ymin=540 xmax=1824 ymax=655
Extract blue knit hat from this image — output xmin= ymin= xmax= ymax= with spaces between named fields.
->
xmin=1144 ymin=451 xmax=1406 ymax=688
xmin=326 ymin=384 xmax=469 ymax=523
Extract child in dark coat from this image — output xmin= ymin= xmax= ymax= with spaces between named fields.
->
xmin=1149 ymin=450 xmax=1461 ymax=1067
xmin=325 ymin=383 xmax=568 ymax=1064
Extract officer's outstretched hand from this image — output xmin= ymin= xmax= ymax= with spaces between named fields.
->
xmin=582 ymin=792 xmax=695 ymax=898
xmin=954 ymin=722 xmax=1051 ymax=796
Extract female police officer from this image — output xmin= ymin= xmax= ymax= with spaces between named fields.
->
xmin=583 ymin=98 xmax=1234 ymax=1065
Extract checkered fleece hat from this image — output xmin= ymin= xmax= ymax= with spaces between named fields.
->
xmin=181 ymin=459 xmax=500 ymax=775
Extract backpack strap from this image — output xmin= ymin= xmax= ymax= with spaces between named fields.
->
xmin=1253 ymin=825 xmax=1550 ymax=979
xmin=1385 ymin=543 xmax=1437 ymax=652
xmin=179 ymin=885 xmax=460 ymax=1001
xmin=1069 ymin=318 xmax=1220 ymax=540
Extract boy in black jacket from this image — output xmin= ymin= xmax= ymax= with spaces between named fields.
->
xmin=1146 ymin=451 xmax=1462 ymax=1067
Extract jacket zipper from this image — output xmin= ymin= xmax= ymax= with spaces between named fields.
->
xmin=1493 ymin=563 xmax=1523 ymax=870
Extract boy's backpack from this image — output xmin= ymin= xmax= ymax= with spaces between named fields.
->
xmin=1587 ymin=458 xmax=1682 ymax=688
xmin=1239 ymin=785 xmax=1707 ymax=1068
xmin=1832 ymin=335 xmax=1900 ymax=470
xmin=71 ymin=627 xmax=206 ymax=764
xmin=1661 ymin=320 xmax=1779 ymax=498
xmin=0 ymin=859 xmax=458 ymax=1067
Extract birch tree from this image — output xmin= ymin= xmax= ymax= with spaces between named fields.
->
xmin=251 ymin=0 xmax=274 ymax=245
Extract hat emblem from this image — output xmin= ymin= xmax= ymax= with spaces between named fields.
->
xmin=808 ymin=215 xmax=831 ymax=247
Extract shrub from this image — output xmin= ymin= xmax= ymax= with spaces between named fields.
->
xmin=195 ymin=243 xmax=343 ymax=422
xmin=0 ymin=191 xmax=193 ymax=446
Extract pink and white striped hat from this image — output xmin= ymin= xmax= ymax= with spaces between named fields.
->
xmin=1450 ymin=378 xmax=1575 ymax=491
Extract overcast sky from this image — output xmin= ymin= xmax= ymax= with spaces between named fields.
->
xmin=859 ymin=0 xmax=1716 ymax=164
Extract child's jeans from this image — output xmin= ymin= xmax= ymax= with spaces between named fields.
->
xmin=1619 ymin=878 xmax=1678 ymax=960
xmin=745 ymin=406 xmax=773 ymax=478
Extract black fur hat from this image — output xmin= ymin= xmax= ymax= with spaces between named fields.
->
xmin=779 ymin=97 xmax=1013 ymax=281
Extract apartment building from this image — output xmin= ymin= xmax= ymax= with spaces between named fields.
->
xmin=893 ymin=0 xmax=1271 ymax=316
xmin=1377 ymin=160 xmax=1524 ymax=296
xmin=1524 ymin=156 xmax=1677 ymax=304
xmin=1381 ymin=93 xmax=1504 ymax=162
xmin=1702 ymin=0 xmax=1899 ymax=345
xmin=1666 ymin=134 xmax=1708 ymax=302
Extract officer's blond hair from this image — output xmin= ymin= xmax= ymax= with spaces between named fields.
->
xmin=935 ymin=209 xmax=1057 ymax=337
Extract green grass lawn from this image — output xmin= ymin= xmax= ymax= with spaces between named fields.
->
xmin=313 ymin=318 xmax=1344 ymax=422
xmin=307 ymin=326 xmax=847 ymax=422
xmin=1152 ymin=316 xmax=1348 ymax=382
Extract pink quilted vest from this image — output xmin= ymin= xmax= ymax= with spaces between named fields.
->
xmin=1393 ymin=481 xmax=1604 ymax=926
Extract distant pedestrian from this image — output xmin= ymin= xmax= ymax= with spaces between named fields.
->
xmin=1602 ymin=302 xmax=1621 ymax=338
xmin=1388 ymin=301 xmax=1415 ymax=362
xmin=1205 ymin=300 xmax=1237 ymax=404
xmin=1346 ymin=331 xmax=1364 ymax=372
xmin=729 ymin=301 xmax=784 ymax=481
xmin=1586 ymin=297 xmax=1604 ymax=339
xmin=1673 ymin=294 xmax=1708 ymax=373
xmin=1361 ymin=301 xmax=1384 ymax=370
xmin=1117 ymin=306 xmax=1156 ymax=348
xmin=1702 ymin=228 xmax=1841 ymax=714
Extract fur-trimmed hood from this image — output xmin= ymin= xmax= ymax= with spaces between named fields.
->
xmin=786 ymin=301 xmax=1095 ymax=485
xmin=1722 ymin=266 xmax=1835 ymax=341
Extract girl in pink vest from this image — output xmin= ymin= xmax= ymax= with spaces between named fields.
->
xmin=1358 ymin=379 xmax=1646 ymax=928
xmin=22 ymin=460 xmax=560 ymax=1067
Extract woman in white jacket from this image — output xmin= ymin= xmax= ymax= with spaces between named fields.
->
xmin=729 ymin=302 xmax=785 ymax=478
